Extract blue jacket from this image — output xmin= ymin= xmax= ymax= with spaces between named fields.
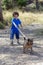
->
xmin=11 ymin=18 xmax=21 ymax=32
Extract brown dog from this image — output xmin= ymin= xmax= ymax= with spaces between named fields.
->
xmin=23 ymin=38 xmax=33 ymax=53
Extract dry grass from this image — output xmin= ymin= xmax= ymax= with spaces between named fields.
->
xmin=3 ymin=10 xmax=43 ymax=25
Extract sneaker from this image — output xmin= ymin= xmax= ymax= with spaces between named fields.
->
xmin=10 ymin=41 xmax=14 ymax=46
xmin=17 ymin=42 xmax=21 ymax=45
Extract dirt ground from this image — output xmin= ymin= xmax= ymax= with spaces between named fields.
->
xmin=0 ymin=24 xmax=43 ymax=65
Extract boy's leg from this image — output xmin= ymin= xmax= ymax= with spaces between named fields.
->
xmin=16 ymin=32 xmax=20 ymax=44
xmin=17 ymin=39 xmax=19 ymax=43
xmin=17 ymin=39 xmax=20 ymax=45
xmin=10 ymin=39 xmax=13 ymax=45
xmin=10 ymin=30 xmax=14 ymax=45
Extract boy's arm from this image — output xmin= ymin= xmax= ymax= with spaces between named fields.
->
xmin=19 ymin=19 xmax=23 ymax=28
xmin=19 ymin=23 xmax=23 ymax=29
xmin=20 ymin=24 xmax=22 ymax=27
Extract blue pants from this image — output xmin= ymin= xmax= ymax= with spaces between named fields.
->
xmin=10 ymin=29 xmax=19 ymax=39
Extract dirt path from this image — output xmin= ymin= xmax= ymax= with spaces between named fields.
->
xmin=0 ymin=24 xmax=43 ymax=65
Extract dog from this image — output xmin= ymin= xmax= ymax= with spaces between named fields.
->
xmin=23 ymin=37 xmax=33 ymax=53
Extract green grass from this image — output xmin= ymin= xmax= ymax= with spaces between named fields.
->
xmin=0 ymin=22 xmax=5 ymax=29
xmin=3 ymin=9 xmax=43 ymax=26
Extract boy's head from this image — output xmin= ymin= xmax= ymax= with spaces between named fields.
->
xmin=13 ymin=12 xmax=19 ymax=18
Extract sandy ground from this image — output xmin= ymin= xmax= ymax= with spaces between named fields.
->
xmin=0 ymin=24 xmax=43 ymax=65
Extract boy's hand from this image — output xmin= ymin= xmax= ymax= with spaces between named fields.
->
xmin=24 ymin=37 xmax=26 ymax=40
xmin=19 ymin=24 xmax=23 ymax=29
xmin=20 ymin=24 xmax=22 ymax=27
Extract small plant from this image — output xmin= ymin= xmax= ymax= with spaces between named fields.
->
xmin=2 ymin=0 xmax=12 ymax=9
xmin=0 ymin=22 xmax=5 ymax=29
xmin=17 ymin=0 xmax=26 ymax=7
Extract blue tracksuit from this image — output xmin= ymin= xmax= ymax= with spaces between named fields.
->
xmin=10 ymin=18 xmax=21 ymax=39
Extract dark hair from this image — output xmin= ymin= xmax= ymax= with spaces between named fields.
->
xmin=13 ymin=12 xmax=19 ymax=17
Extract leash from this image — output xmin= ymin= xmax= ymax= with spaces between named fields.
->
xmin=13 ymin=22 xmax=27 ymax=39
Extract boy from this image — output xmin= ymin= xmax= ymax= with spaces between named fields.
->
xmin=10 ymin=12 xmax=22 ymax=45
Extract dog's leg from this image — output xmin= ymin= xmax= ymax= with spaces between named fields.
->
xmin=30 ymin=47 xmax=33 ymax=54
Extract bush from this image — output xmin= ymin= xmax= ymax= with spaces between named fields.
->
xmin=17 ymin=0 xmax=26 ymax=7
xmin=0 ymin=22 xmax=5 ymax=29
xmin=3 ymin=21 xmax=8 ymax=26
xmin=40 ymin=1 xmax=43 ymax=6
xmin=2 ymin=0 xmax=13 ymax=9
